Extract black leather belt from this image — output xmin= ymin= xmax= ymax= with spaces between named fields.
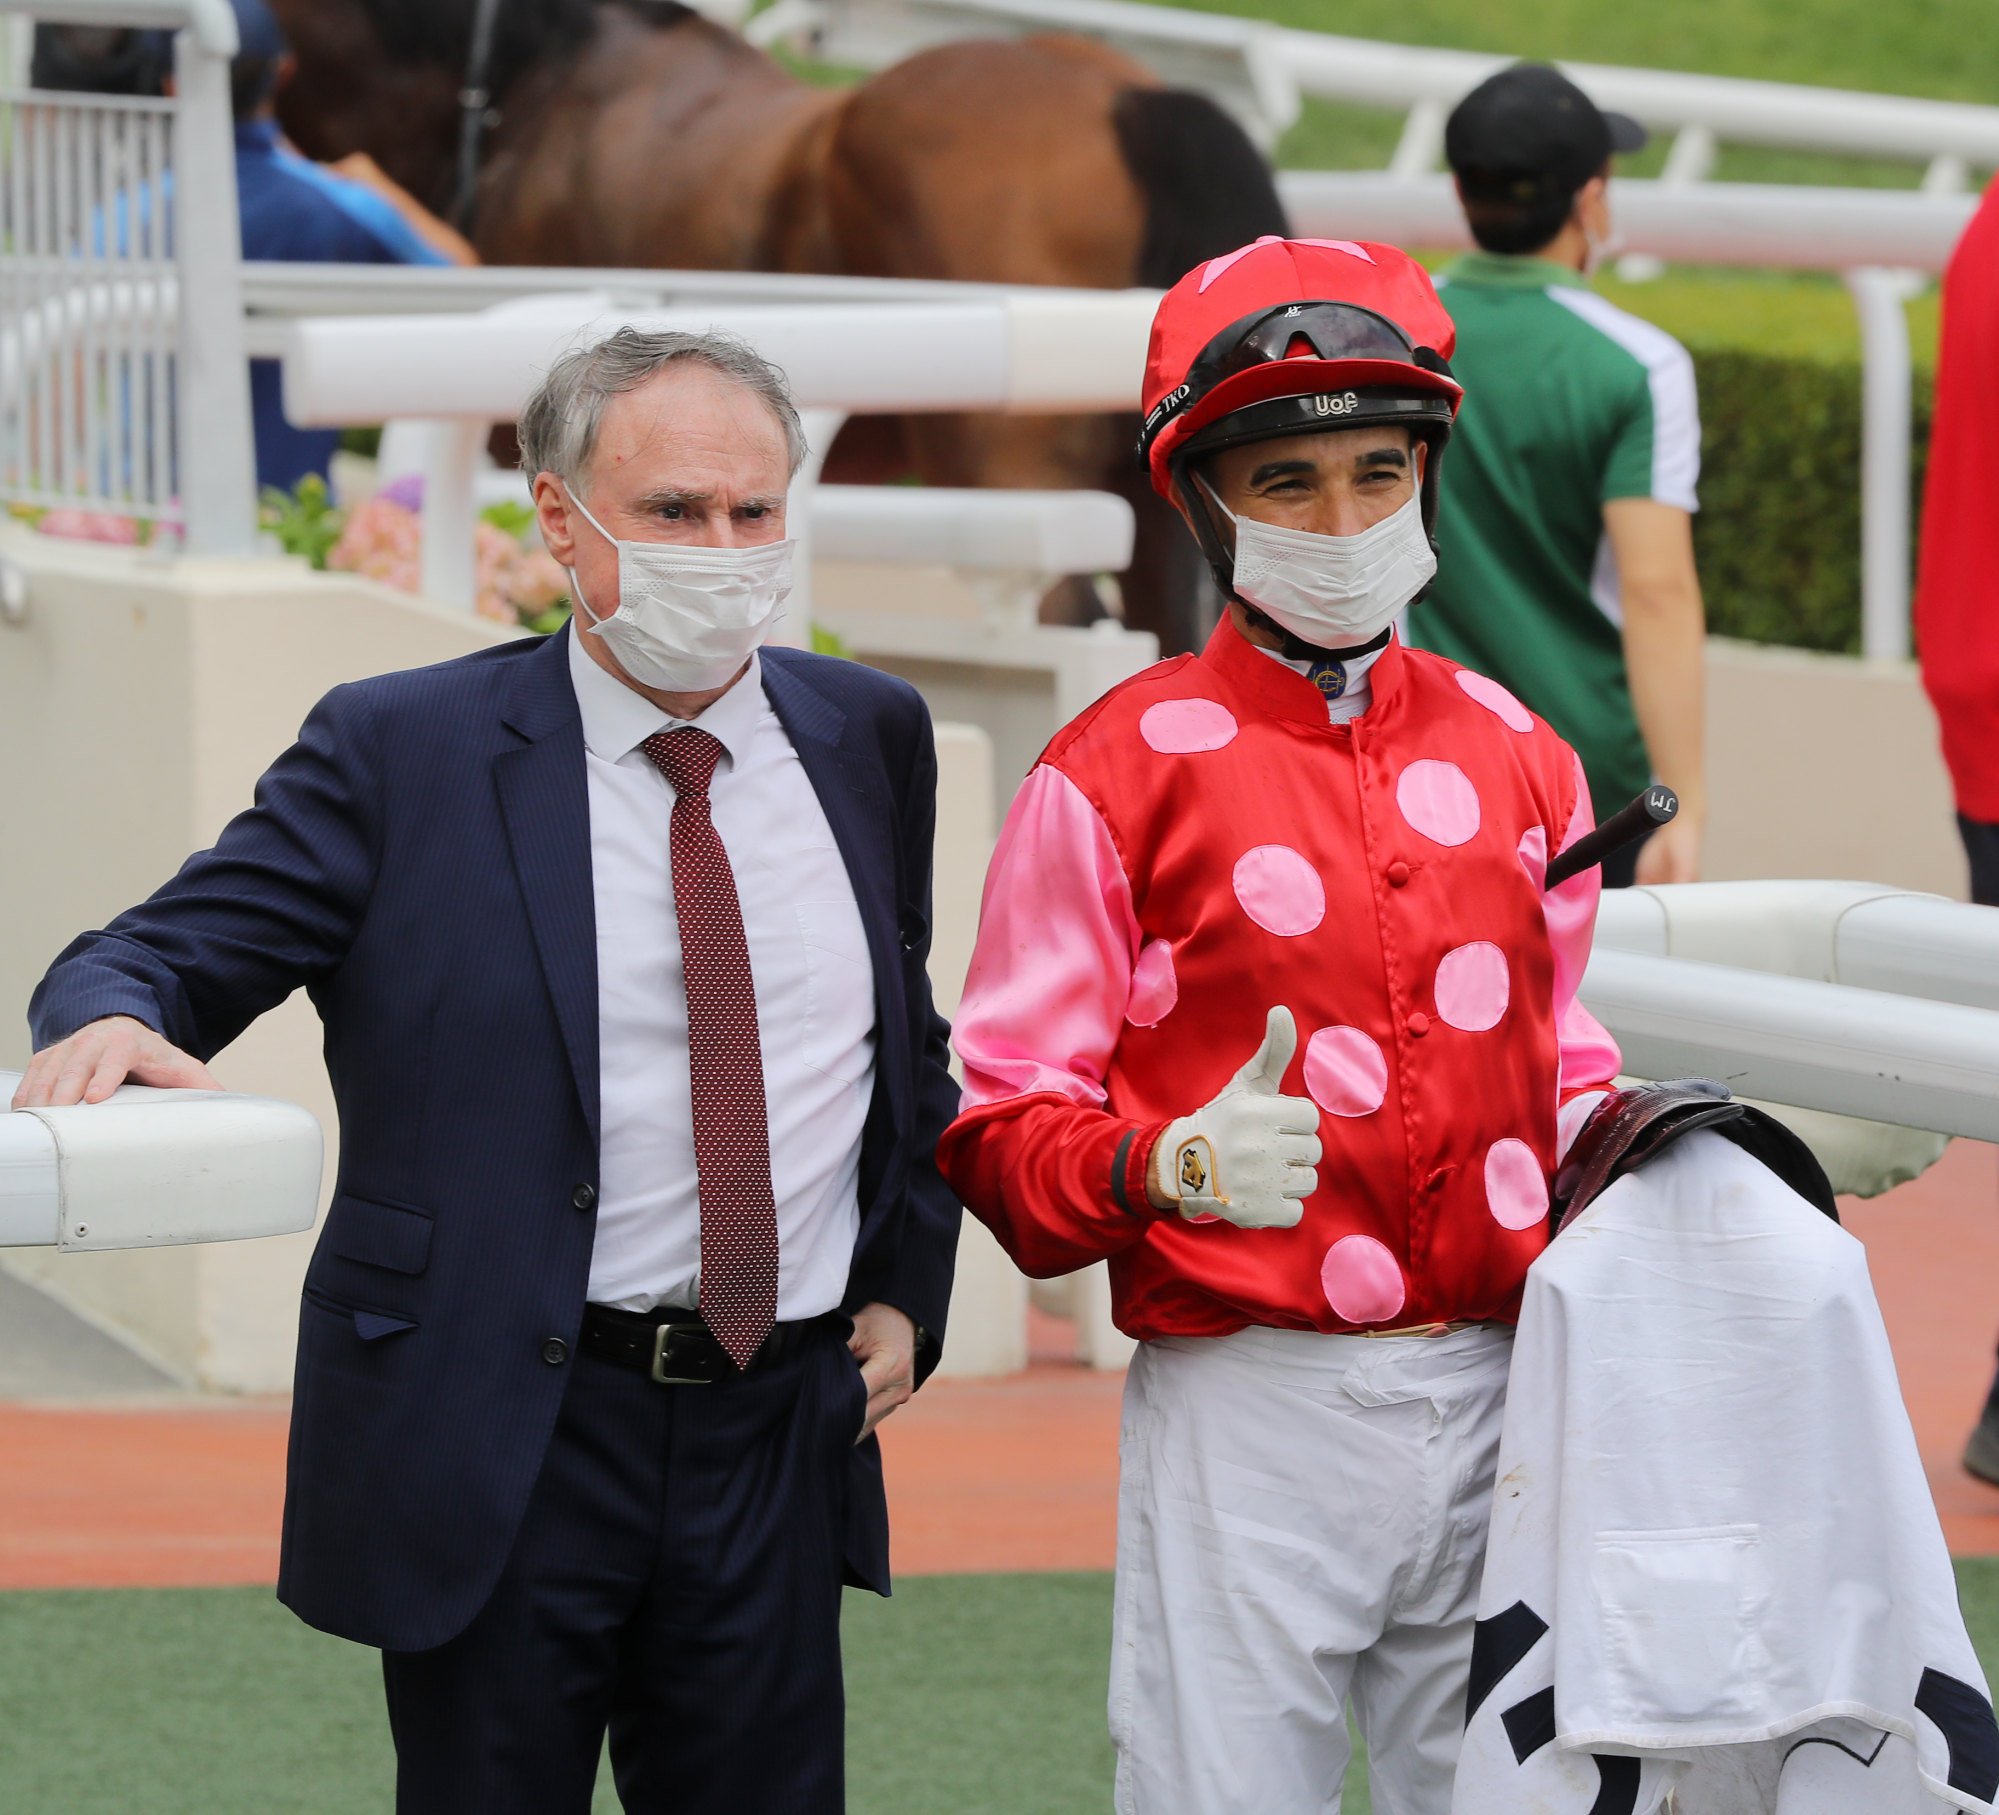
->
xmin=578 ymin=1303 xmax=843 ymax=1384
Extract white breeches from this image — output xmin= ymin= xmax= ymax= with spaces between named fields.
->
xmin=1110 ymin=1323 xmax=1514 ymax=1815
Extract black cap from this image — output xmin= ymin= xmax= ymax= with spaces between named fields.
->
xmin=1445 ymin=63 xmax=1647 ymax=199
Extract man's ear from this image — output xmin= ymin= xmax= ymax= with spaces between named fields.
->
xmin=1573 ymin=172 xmax=1611 ymax=236
xmin=533 ymin=472 xmax=577 ymax=566
xmin=1413 ymin=437 xmax=1429 ymax=484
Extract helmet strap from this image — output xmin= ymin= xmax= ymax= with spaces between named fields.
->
xmin=1237 ymin=605 xmax=1395 ymax=665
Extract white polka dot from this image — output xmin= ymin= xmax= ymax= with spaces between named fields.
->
xmin=1455 ymin=669 xmax=1534 ymax=732
xmin=1321 ymin=1235 xmax=1407 ymax=1324
xmin=1126 ymin=940 xmax=1179 ymax=1027
xmin=1518 ymin=824 xmax=1548 ymax=890
xmin=1232 ymin=844 xmax=1326 ymax=937
xmin=1140 ymin=698 xmax=1238 ymax=754
xmin=1396 ymin=760 xmax=1481 ymax=847
xmin=1485 ymin=1139 xmax=1550 ymax=1231
xmin=1434 ymin=942 xmax=1510 ymax=1033
xmin=1304 ymin=1025 xmax=1388 ymax=1117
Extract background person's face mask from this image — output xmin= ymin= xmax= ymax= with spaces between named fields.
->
xmin=1213 ymin=486 xmax=1437 ymax=650
xmin=565 ymin=488 xmax=792 ymax=693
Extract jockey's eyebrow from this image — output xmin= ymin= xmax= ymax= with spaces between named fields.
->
xmin=1247 ymin=446 xmax=1409 ymax=486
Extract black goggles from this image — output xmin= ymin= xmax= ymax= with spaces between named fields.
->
xmin=1140 ymin=302 xmax=1445 ymax=462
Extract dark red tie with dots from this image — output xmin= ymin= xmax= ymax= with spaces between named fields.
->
xmin=639 ymin=727 xmax=778 ymax=1369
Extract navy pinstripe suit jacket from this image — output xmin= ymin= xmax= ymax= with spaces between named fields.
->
xmin=28 ymin=626 xmax=962 ymax=1650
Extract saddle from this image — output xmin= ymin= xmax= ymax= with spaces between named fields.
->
xmin=1553 ymin=1079 xmax=1839 ymax=1236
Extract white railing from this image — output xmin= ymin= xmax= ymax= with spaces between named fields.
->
xmin=377 ymin=414 xmax=1136 ymax=631
xmin=282 ymin=288 xmax=1155 ymax=608
xmin=0 ymin=0 xmax=254 ymax=553
xmin=279 ymin=294 xmax=1154 ymax=424
xmin=762 ymin=0 xmax=1999 ymax=182
xmin=1276 ymin=173 xmax=1973 ymax=271
xmin=239 ymin=259 xmax=1051 ymax=323
xmin=0 ymin=1071 xmax=322 ymax=1250
xmin=1585 ymin=883 xmax=1999 ymax=1140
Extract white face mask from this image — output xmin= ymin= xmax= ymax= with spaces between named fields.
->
xmin=564 ymin=488 xmax=792 ymax=693
xmin=1582 ymin=220 xmax=1623 ymax=279
xmin=1213 ymin=486 xmax=1437 ymax=650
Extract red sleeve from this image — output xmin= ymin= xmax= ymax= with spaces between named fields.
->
xmin=937 ymin=1095 xmax=1171 ymax=1279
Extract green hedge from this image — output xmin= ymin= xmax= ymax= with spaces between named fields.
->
xmin=1582 ymin=273 xmax=1939 ymax=656
xmin=1686 ymin=342 xmax=1933 ymax=654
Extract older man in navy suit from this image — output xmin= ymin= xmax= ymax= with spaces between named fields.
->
xmin=14 ymin=327 xmax=961 ymax=1812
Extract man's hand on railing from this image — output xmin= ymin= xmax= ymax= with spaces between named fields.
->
xmin=9 ymin=1016 xmax=219 ymax=1111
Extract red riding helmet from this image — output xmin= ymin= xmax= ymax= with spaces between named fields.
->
xmin=1137 ymin=237 xmax=1464 ymax=610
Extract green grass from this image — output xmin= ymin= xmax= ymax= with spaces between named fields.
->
xmin=756 ymin=0 xmax=1999 ymax=189
xmin=10 ymin=1563 xmax=1999 ymax=1811
xmin=0 ymin=1576 xmax=1124 ymax=1814
xmin=1225 ymin=0 xmax=1998 ymax=188
xmin=1151 ymin=0 xmax=1999 ymax=110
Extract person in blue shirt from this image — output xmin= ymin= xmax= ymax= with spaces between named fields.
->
xmin=41 ymin=1 xmax=474 ymax=495
xmin=220 ymin=0 xmax=472 ymax=492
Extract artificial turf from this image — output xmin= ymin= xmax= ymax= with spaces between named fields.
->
xmin=8 ymin=1563 xmax=1999 ymax=1811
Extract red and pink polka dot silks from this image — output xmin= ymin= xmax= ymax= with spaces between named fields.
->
xmin=1232 ymin=844 xmax=1327 ymax=937
xmin=941 ymin=624 xmax=1622 ymax=1339
xmin=1321 ymin=1233 xmax=1408 ymax=1325
xmin=1304 ymin=1025 xmax=1390 ymax=1118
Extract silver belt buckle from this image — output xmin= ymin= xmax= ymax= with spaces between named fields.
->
xmin=650 ymin=1322 xmax=712 ymax=1385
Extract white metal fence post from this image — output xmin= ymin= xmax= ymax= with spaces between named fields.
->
xmin=401 ymin=418 xmax=485 ymax=610
xmin=784 ymin=406 xmax=847 ymax=643
xmin=1387 ymin=97 xmax=1446 ymax=178
xmin=1616 ymin=123 xmax=1716 ymax=283
xmin=1847 ymin=266 xmax=1919 ymax=664
xmin=167 ymin=22 xmax=255 ymax=554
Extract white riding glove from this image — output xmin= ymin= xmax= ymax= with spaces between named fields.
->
xmin=1147 ymin=1006 xmax=1322 ymax=1229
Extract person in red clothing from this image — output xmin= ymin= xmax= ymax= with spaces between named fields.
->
xmin=937 ymin=238 xmax=1622 ymax=1813
xmin=1918 ymin=176 xmax=1999 ymax=909
xmin=1916 ymin=178 xmax=1999 ymax=1487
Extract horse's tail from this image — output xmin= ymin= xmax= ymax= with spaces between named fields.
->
xmin=1111 ymin=88 xmax=1291 ymax=291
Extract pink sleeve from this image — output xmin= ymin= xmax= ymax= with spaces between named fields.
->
xmin=937 ymin=764 xmax=1171 ymax=1276
xmin=1544 ymin=751 xmax=1622 ymax=1156
xmin=954 ymin=763 xmax=1141 ymax=1110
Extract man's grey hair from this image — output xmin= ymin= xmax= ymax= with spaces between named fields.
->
xmin=518 ymin=326 xmax=808 ymax=491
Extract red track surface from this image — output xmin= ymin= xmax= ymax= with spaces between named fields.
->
xmin=3 ymin=1143 xmax=1996 ymax=1591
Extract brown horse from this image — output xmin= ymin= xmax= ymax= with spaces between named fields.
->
xmin=266 ymin=0 xmax=1288 ymax=652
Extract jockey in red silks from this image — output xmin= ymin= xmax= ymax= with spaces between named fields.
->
xmin=938 ymin=237 xmax=1622 ymax=1814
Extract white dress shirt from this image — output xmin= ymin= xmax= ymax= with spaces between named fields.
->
xmin=568 ymin=631 xmax=876 ymax=1317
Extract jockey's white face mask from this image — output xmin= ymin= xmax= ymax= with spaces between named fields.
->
xmin=1206 ymin=481 xmax=1436 ymax=650
xmin=564 ymin=487 xmax=792 ymax=694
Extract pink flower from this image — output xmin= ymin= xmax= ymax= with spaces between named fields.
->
xmin=328 ymin=498 xmax=567 ymax=626
xmin=37 ymin=507 xmax=142 ymax=544
xmin=328 ymin=498 xmax=425 ymax=593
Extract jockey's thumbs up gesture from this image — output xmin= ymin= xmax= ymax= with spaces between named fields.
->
xmin=1147 ymin=1006 xmax=1322 ymax=1228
